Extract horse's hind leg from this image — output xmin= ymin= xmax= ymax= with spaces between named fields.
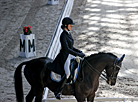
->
xmin=34 ymin=88 xmax=44 ymax=102
xmin=26 ymin=87 xmax=35 ymax=102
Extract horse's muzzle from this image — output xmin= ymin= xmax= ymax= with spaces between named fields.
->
xmin=107 ymin=80 xmax=116 ymax=86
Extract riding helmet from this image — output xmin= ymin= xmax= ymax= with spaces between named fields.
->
xmin=62 ymin=17 xmax=75 ymax=25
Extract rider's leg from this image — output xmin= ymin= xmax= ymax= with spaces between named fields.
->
xmin=64 ymin=56 xmax=71 ymax=79
xmin=54 ymin=54 xmax=74 ymax=100
xmin=54 ymin=74 xmax=67 ymax=100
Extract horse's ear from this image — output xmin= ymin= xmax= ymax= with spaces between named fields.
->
xmin=118 ymin=54 xmax=125 ymax=64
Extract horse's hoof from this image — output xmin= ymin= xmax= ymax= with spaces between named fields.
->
xmin=55 ymin=94 xmax=61 ymax=100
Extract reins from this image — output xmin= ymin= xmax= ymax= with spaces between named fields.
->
xmin=84 ymin=59 xmax=108 ymax=81
xmin=84 ymin=59 xmax=101 ymax=75
xmin=83 ymin=57 xmax=119 ymax=81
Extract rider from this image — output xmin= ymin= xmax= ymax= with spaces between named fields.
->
xmin=49 ymin=17 xmax=85 ymax=100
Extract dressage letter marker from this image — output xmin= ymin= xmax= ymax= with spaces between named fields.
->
xmin=48 ymin=0 xmax=59 ymax=5
xmin=19 ymin=34 xmax=36 ymax=58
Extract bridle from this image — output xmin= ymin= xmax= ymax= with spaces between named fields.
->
xmin=103 ymin=58 xmax=121 ymax=81
xmin=84 ymin=57 xmax=121 ymax=81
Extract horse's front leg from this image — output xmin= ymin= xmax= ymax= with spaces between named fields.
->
xmin=76 ymin=97 xmax=86 ymax=102
xmin=87 ymin=93 xmax=95 ymax=102
xmin=75 ymin=94 xmax=86 ymax=102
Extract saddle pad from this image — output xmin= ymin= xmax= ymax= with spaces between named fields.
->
xmin=50 ymin=63 xmax=80 ymax=83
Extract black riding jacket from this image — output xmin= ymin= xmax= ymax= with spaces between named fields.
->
xmin=48 ymin=30 xmax=81 ymax=75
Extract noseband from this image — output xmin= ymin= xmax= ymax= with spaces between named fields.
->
xmin=84 ymin=58 xmax=121 ymax=81
xmin=104 ymin=58 xmax=121 ymax=80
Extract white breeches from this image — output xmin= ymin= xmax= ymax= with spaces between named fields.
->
xmin=64 ymin=54 xmax=76 ymax=79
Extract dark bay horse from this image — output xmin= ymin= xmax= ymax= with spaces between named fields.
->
xmin=14 ymin=52 xmax=125 ymax=102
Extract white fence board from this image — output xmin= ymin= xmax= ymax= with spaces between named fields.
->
xmin=44 ymin=97 xmax=138 ymax=102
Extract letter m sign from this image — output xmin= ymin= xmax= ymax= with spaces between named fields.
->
xmin=19 ymin=34 xmax=36 ymax=58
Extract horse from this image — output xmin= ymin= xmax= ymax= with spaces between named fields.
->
xmin=14 ymin=52 xmax=125 ymax=102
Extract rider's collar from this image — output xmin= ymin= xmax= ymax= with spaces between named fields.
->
xmin=64 ymin=29 xmax=70 ymax=34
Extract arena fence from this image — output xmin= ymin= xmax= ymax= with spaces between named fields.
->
xmin=43 ymin=0 xmax=75 ymax=101
xmin=43 ymin=97 xmax=138 ymax=102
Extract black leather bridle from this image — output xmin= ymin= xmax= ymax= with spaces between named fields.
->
xmin=84 ymin=58 xmax=121 ymax=81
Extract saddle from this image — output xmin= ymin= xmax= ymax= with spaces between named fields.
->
xmin=67 ymin=58 xmax=78 ymax=83
xmin=50 ymin=57 xmax=83 ymax=95
xmin=51 ymin=57 xmax=82 ymax=84
xmin=68 ymin=57 xmax=84 ymax=83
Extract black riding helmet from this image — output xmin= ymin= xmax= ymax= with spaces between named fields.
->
xmin=62 ymin=17 xmax=75 ymax=31
xmin=62 ymin=17 xmax=75 ymax=25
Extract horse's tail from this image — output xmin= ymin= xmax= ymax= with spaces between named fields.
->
xmin=14 ymin=61 xmax=28 ymax=102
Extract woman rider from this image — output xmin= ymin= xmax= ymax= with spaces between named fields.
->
xmin=49 ymin=17 xmax=85 ymax=100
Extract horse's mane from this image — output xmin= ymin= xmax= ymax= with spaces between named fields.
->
xmin=86 ymin=52 xmax=117 ymax=59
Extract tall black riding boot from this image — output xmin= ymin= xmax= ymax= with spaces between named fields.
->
xmin=54 ymin=75 xmax=67 ymax=100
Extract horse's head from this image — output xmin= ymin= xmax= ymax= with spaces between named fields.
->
xmin=105 ymin=54 xmax=125 ymax=86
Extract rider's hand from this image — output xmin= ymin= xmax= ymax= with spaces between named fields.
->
xmin=78 ymin=52 xmax=85 ymax=58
